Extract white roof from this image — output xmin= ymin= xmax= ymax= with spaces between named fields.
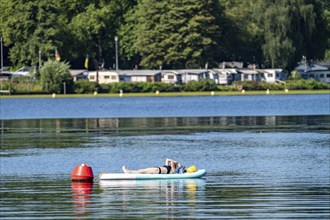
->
xmin=213 ymin=68 xmax=238 ymax=74
xmin=118 ymin=70 xmax=161 ymax=76
xmin=117 ymin=69 xmax=209 ymax=76
xmin=70 ymin=69 xmax=88 ymax=76
xmin=12 ymin=66 xmax=30 ymax=76
xmin=239 ymin=69 xmax=259 ymax=74
xmin=175 ymin=69 xmax=209 ymax=74
xmin=259 ymin=69 xmax=283 ymax=74
xmin=295 ymin=64 xmax=328 ymax=72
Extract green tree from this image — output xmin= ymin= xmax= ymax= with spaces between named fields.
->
xmin=304 ymin=0 xmax=330 ymax=61
xmin=118 ymin=5 xmax=140 ymax=69
xmin=74 ymin=80 xmax=98 ymax=94
xmin=0 ymin=0 xmax=65 ymax=67
xmin=129 ymin=0 xmax=222 ymax=69
xmin=68 ymin=0 xmax=136 ymax=69
xmin=40 ymin=60 xmax=72 ymax=93
xmin=318 ymin=0 xmax=330 ymax=59
xmin=220 ymin=0 xmax=329 ymax=69
xmin=254 ymin=0 xmax=317 ymax=69
xmin=220 ymin=0 xmax=263 ymax=65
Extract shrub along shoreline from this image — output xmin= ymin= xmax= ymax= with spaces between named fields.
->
xmin=0 ymin=89 xmax=329 ymax=99
xmin=0 ymin=78 xmax=329 ymax=98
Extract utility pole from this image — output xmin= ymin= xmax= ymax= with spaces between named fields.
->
xmin=39 ymin=50 xmax=41 ymax=69
xmin=115 ymin=36 xmax=119 ymax=70
xmin=1 ymin=37 xmax=3 ymax=74
xmin=1 ymin=37 xmax=11 ymax=95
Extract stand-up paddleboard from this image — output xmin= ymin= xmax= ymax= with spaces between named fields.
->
xmin=99 ymin=169 xmax=206 ymax=180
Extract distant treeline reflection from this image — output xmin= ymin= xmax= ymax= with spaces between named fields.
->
xmin=2 ymin=115 xmax=329 ymax=135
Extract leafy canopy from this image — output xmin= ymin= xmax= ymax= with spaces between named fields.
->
xmin=0 ymin=0 xmax=329 ymax=70
xmin=40 ymin=60 xmax=72 ymax=93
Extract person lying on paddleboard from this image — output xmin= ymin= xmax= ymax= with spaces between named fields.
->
xmin=122 ymin=158 xmax=183 ymax=174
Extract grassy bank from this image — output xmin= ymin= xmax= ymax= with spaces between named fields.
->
xmin=0 ymin=89 xmax=329 ymax=99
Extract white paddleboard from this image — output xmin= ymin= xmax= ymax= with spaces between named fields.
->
xmin=99 ymin=169 xmax=206 ymax=180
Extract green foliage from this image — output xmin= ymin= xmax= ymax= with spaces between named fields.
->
xmin=100 ymin=80 xmax=218 ymax=93
xmin=1 ymin=0 xmax=329 ymax=70
xmin=0 ymin=0 xmax=65 ymax=66
xmin=253 ymin=0 xmax=316 ymax=69
xmin=218 ymin=85 xmax=237 ymax=92
xmin=234 ymin=79 xmax=330 ymax=91
xmin=220 ymin=0 xmax=329 ymax=69
xmin=182 ymin=79 xmax=218 ymax=92
xmin=325 ymin=50 xmax=330 ymax=60
xmin=118 ymin=5 xmax=140 ymax=68
xmin=238 ymin=81 xmax=268 ymax=91
xmin=74 ymin=80 xmax=98 ymax=94
xmin=181 ymin=81 xmax=199 ymax=92
xmin=235 ymin=81 xmax=283 ymax=91
xmin=107 ymin=82 xmax=176 ymax=93
xmin=307 ymin=0 xmax=330 ymax=61
xmin=39 ymin=60 xmax=73 ymax=93
xmin=323 ymin=4 xmax=330 ymax=60
xmin=2 ymin=76 xmax=43 ymax=94
xmin=151 ymin=82 xmax=180 ymax=92
xmin=11 ymin=81 xmax=43 ymax=94
xmin=220 ymin=0 xmax=263 ymax=65
xmin=98 ymin=84 xmax=111 ymax=93
xmin=131 ymin=0 xmax=222 ymax=69
xmin=68 ymin=0 xmax=136 ymax=68
xmin=286 ymin=79 xmax=330 ymax=90
xmin=288 ymin=71 xmax=303 ymax=80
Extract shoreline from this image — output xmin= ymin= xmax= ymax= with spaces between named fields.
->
xmin=0 ymin=89 xmax=329 ymax=99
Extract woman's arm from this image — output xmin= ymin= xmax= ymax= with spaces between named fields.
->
xmin=165 ymin=159 xmax=181 ymax=174
xmin=165 ymin=158 xmax=177 ymax=165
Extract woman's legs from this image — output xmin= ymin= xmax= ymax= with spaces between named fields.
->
xmin=122 ymin=166 xmax=160 ymax=174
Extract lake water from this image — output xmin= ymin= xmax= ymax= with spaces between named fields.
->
xmin=1 ymin=94 xmax=329 ymax=119
xmin=0 ymin=94 xmax=329 ymax=219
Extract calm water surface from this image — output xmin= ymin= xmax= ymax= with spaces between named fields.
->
xmin=1 ymin=94 xmax=329 ymax=119
xmin=0 ymin=94 xmax=329 ymax=219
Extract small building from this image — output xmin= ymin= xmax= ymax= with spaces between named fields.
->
xmin=161 ymin=70 xmax=178 ymax=84
xmin=259 ymin=69 xmax=287 ymax=83
xmin=118 ymin=70 xmax=162 ymax=83
xmin=238 ymin=69 xmax=263 ymax=81
xmin=213 ymin=68 xmax=238 ymax=85
xmin=177 ymin=69 xmax=210 ymax=83
xmin=295 ymin=63 xmax=330 ymax=83
xmin=88 ymin=70 xmax=119 ymax=84
xmin=316 ymin=60 xmax=330 ymax=68
xmin=70 ymin=69 xmax=88 ymax=81
xmin=11 ymin=66 xmax=31 ymax=77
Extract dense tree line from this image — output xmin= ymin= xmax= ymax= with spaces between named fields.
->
xmin=1 ymin=0 xmax=329 ymax=71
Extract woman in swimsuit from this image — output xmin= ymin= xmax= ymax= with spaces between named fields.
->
xmin=122 ymin=158 xmax=182 ymax=174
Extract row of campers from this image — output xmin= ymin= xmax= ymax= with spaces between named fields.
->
xmin=83 ymin=68 xmax=288 ymax=85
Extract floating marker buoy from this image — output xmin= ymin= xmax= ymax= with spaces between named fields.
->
xmin=71 ymin=163 xmax=94 ymax=182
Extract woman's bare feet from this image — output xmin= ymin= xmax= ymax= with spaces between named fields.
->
xmin=122 ymin=166 xmax=129 ymax=174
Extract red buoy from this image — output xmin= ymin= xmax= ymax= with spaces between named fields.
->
xmin=71 ymin=163 xmax=94 ymax=182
